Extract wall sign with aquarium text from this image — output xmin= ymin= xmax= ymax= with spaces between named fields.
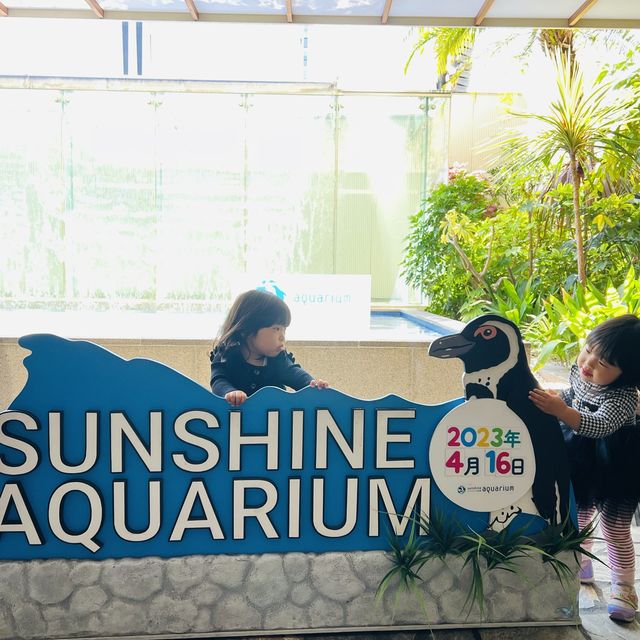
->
xmin=1 ymin=333 xmax=558 ymax=561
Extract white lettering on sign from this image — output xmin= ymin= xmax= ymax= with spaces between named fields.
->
xmin=229 ymin=411 xmax=279 ymax=471
xmin=369 ymin=478 xmax=430 ymax=536
xmin=172 ymin=410 xmax=221 ymax=472
xmin=315 ymin=409 xmax=364 ymax=469
xmin=49 ymin=411 xmax=98 ymax=474
xmin=0 ymin=411 xmax=39 ymax=475
xmin=0 ymin=408 xmax=435 ymax=553
xmin=170 ymin=480 xmax=224 ymax=541
xmin=114 ymin=480 xmax=161 ymax=542
xmin=111 ymin=411 xmax=163 ymax=473
xmin=312 ymin=477 xmax=358 ymax=537
xmin=49 ymin=482 xmax=102 ymax=552
xmin=0 ymin=483 xmax=42 ymax=544
xmin=233 ymin=479 xmax=279 ymax=539
xmin=375 ymin=409 xmax=415 ymax=469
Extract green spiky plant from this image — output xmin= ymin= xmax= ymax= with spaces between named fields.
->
xmin=531 ymin=515 xmax=605 ymax=589
xmin=379 ymin=510 xmax=598 ymax=617
xmin=458 ymin=523 xmax=544 ymax=616
xmin=376 ymin=509 xmax=466 ymax=601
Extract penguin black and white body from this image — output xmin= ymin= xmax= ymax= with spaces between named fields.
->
xmin=429 ymin=314 xmax=571 ymax=527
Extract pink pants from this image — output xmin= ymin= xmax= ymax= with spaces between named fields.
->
xmin=579 ymin=501 xmax=637 ymax=585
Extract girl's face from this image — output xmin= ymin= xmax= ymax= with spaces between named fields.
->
xmin=246 ymin=324 xmax=286 ymax=359
xmin=576 ymin=343 xmax=622 ymax=386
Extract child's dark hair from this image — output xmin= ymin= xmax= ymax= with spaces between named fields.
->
xmin=214 ymin=290 xmax=291 ymax=353
xmin=587 ymin=314 xmax=640 ymax=388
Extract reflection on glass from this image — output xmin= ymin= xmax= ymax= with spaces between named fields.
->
xmin=0 ymin=87 xmax=449 ymax=319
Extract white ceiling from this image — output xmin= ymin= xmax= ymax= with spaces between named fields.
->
xmin=1 ymin=0 xmax=639 ymax=27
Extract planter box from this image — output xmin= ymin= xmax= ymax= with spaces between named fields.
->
xmin=0 ymin=551 xmax=580 ymax=639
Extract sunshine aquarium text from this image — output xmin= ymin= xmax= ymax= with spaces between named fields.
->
xmin=0 ymin=407 xmax=435 ymax=559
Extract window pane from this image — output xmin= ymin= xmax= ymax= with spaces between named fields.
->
xmin=0 ymin=85 xmax=450 ymax=327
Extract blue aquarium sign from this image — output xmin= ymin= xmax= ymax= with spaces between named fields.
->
xmin=0 ymin=332 xmax=558 ymax=561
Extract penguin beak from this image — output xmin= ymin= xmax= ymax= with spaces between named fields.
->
xmin=429 ymin=333 xmax=474 ymax=359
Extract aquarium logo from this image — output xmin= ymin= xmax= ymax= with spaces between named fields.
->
xmin=256 ymin=279 xmax=286 ymax=300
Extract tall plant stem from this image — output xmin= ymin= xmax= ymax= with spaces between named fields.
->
xmin=570 ymin=153 xmax=587 ymax=284
xmin=447 ymin=232 xmax=494 ymax=299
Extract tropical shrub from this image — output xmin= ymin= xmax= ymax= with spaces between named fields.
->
xmin=499 ymin=52 xmax=640 ymax=285
xmin=462 ymin=277 xmax=542 ymax=326
xmin=401 ymin=168 xmax=497 ymax=316
xmin=402 ymin=40 xmax=640 ymax=356
xmin=525 ymin=268 xmax=640 ymax=367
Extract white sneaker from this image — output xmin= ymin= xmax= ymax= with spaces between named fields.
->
xmin=608 ymin=584 xmax=638 ymax=623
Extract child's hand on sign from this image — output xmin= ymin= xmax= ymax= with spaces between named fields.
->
xmin=225 ymin=390 xmax=248 ymax=406
xmin=529 ymin=388 xmax=564 ymax=414
xmin=309 ymin=379 xmax=330 ymax=389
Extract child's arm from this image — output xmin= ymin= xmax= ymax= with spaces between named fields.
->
xmin=212 ymin=375 xmax=248 ymax=405
xmin=529 ymin=387 xmax=638 ymax=436
xmin=280 ymin=353 xmax=329 ymax=391
xmin=210 ymin=358 xmax=248 ymax=405
xmin=529 ymin=388 xmax=581 ymax=429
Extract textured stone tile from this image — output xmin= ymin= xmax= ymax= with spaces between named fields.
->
xmin=12 ymin=601 xmax=46 ymax=638
xmin=146 ymin=593 xmax=199 ymax=634
xmin=68 ymin=561 xmax=102 ymax=586
xmin=246 ymin=555 xmax=289 ymax=610
xmin=211 ymin=592 xmax=262 ymax=630
xmin=101 ymin=558 xmax=163 ymax=600
xmin=166 ymin=555 xmax=207 ymax=594
xmin=28 ymin=560 xmax=74 ymax=605
xmin=100 ymin=600 xmax=150 ymax=635
xmin=307 ymin=596 xmax=345 ymax=628
xmin=310 ymin=553 xmax=366 ymax=602
xmin=69 ymin=585 xmax=108 ymax=615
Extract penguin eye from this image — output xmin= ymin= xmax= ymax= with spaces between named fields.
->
xmin=474 ymin=325 xmax=497 ymax=340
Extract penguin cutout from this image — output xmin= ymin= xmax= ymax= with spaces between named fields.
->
xmin=429 ymin=314 xmax=571 ymax=530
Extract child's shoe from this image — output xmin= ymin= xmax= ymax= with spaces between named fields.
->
xmin=608 ymin=584 xmax=638 ymax=623
xmin=579 ymin=559 xmax=595 ymax=584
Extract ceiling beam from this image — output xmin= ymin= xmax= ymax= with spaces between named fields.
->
xmin=382 ymin=0 xmax=392 ymax=24
xmin=568 ymin=0 xmax=599 ymax=26
xmin=474 ymin=0 xmax=494 ymax=26
xmin=285 ymin=0 xmax=292 ymax=23
xmin=1 ymin=10 xmax=637 ymax=28
xmin=184 ymin=0 xmax=199 ymax=21
xmin=84 ymin=0 xmax=104 ymax=18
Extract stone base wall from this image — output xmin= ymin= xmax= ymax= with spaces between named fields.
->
xmin=0 ymin=551 xmax=580 ymax=639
